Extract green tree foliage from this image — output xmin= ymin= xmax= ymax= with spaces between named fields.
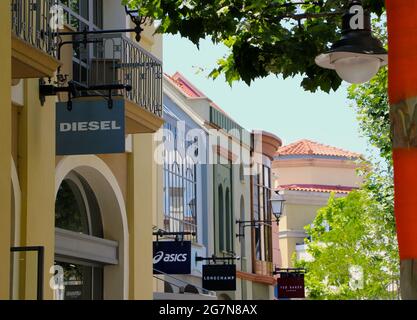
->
xmin=124 ymin=0 xmax=385 ymax=92
xmin=297 ymin=189 xmax=398 ymax=300
xmin=348 ymin=21 xmax=391 ymax=164
xmin=295 ymin=33 xmax=398 ymax=299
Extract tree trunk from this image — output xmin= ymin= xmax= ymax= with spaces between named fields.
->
xmin=400 ymin=259 xmax=417 ymax=299
xmin=387 ymin=0 xmax=417 ymax=300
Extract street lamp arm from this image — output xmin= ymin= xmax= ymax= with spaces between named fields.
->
xmin=235 ymin=219 xmax=279 ymax=239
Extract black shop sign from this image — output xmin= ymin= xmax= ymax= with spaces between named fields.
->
xmin=153 ymin=241 xmax=191 ymax=275
xmin=202 ymin=264 xmax=236 ymax=291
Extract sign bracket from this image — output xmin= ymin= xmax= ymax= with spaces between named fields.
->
xmin=152 ymin=229 xmax=196 ymax=245
xmin=235 ymin=219 xmax=274 ymax=239
xmin=196 ymin=254 xmax=240 ymax=265
xmin=40 ymin=79 xmax=132 ymax=110
xmin=273 ymin=267 xmax=306 ymax=276
xmin=39 ymin=6 xmax=148 ymax=109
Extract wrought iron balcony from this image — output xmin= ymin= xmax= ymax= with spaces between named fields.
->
xmin=60 ymin=31 xmax=163 ymax=117
xmin=56 ymin=3 xmax=163 ymax=117
xmin=11 ymin=0 xmax=58 ymax=58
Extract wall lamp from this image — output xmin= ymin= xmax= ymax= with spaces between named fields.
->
xmin=125 ymin=5 xmax=151 ymax=42
xmin=236 ymin=192 xmax=285 ymax=239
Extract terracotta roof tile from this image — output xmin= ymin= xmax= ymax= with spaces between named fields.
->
xmin=166 ymin=72 xmax=230 ymax=116
xmin=276 ymin=139 xmax=361 ymax=158
xmin=167 ymin=72 xmax=204 ymax=98
xmin=277 ymin=184 xmax=356 ymax=194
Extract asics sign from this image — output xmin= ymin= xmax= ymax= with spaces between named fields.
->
xmin=153 ymin=241 xmax=191 ymax=275
xmin=153 ymin=251 xmax=188 ymax=264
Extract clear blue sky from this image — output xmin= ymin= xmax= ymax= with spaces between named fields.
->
xmin=163 ymin=34 xmax=372 ymax=157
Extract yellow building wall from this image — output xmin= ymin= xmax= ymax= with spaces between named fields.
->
xmin=139 ymin=25 xmax=163 ymax=61
xmin=273 ymin=160 xmax=362 ymax=188
xmin=98 ymin=153 xmax=128 ymax=203
xmin=283 ymin=203 xmax=324 ymax=231
xmin=127 ymin=134 xmax=156 ymax=300
xmin=279 ymin=237 xmax=301 ymax=268
xmin=279 ymin=203 xmax=327 ymax=268
xmin=0 ymin=0 xmax=12 ymax=299
xmin=18 ymin=80 xmax=56 ymax=299
xmin=4 ymin=1 xmax=162 ymax=300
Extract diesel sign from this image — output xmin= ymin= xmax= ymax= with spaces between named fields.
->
xmin=56 ymin=100 xmax=125 ymax=155
xmin=59 ymin=121 xmax=121 ymax=132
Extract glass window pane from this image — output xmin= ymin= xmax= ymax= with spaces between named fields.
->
xmin=55 ymin=180 xmax=90 ymax=235
xmin=163 ymin=121 xmax=198 ymax=242
xmin=54 ymin=261 xmax=104 ymax=300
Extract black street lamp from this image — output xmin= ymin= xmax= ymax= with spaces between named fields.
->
xmin=125 ymin=5 xmax=151 ymax=42
xmin=270 ymin=191 xmax=285 ymax=225
xmin=315 ymin=0 xmax=387 ymax=84
xmin=236 ymin=191 xmax=285 ymax=239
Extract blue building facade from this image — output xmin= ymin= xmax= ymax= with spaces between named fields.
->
xmin=160 ymin=91 xmax=210 ymax=293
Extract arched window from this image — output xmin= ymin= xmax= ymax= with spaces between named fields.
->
xmin=184 ymin=285 xmax=199 ymax=294
xmin=225 ymin=188 xmax=232 ymax=252
xmin=55 ymin=172 xmax=104 ymax=300
xmin=240 ymin=196 xmax=246 ymax=263
xmin=239 ymin=164 xmax=245 ymax=183
xmin=218 ymin=185 xmax=224 ymax=251
xmin=55 ymin=173 xmax=103 ymax=238
xmin=164 ymin=283 xmax=174 ymax=293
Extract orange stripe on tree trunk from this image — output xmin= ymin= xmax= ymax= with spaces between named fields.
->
xmin=387 ymin=0 xmax=417 ymax=104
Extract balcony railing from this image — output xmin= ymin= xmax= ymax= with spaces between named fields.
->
xmin=58 ymin=3 xmax=163 ymax=117
xmin=11 ymin=0 xmax=58 ymax=58
xmin=65 ymin=32 xmax=163 ymax=117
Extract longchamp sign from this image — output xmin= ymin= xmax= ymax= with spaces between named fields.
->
xmin=153 ymin=241 xmax=192 ymax=275
xmin=202 ymin=264 xmax=236 ymax=291
xmin=56 ymin=100 xmax=125 ymax=155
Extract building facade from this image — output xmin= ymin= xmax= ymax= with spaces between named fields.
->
xmin=246 ymin=131 xmax=282 ymax=299
xmin=2 ymin=0 xmax=163 ymax=300
xmin=272 ymin=139 xmax=362 ymax=269
xmin=152 ymin=74 xmax=212 ymax=299
xmin=162 ymin=73 xmax=281 ymax=300
xmin=1 ymin=0 xmax=284 ymax=301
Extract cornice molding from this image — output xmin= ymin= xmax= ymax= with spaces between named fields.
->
xmin=236 ymin=271 xmax=276 ymax=286
xmin=272 ymin=157 xmax=359 ymax=169
xmin=279 ymin=230 xmax=307 ymax=239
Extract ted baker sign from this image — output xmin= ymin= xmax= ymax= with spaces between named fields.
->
xmin=277 ymin=275 xmax=305 ymax=299
xmin=56 ymin=100 xmax=125 ymax=155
